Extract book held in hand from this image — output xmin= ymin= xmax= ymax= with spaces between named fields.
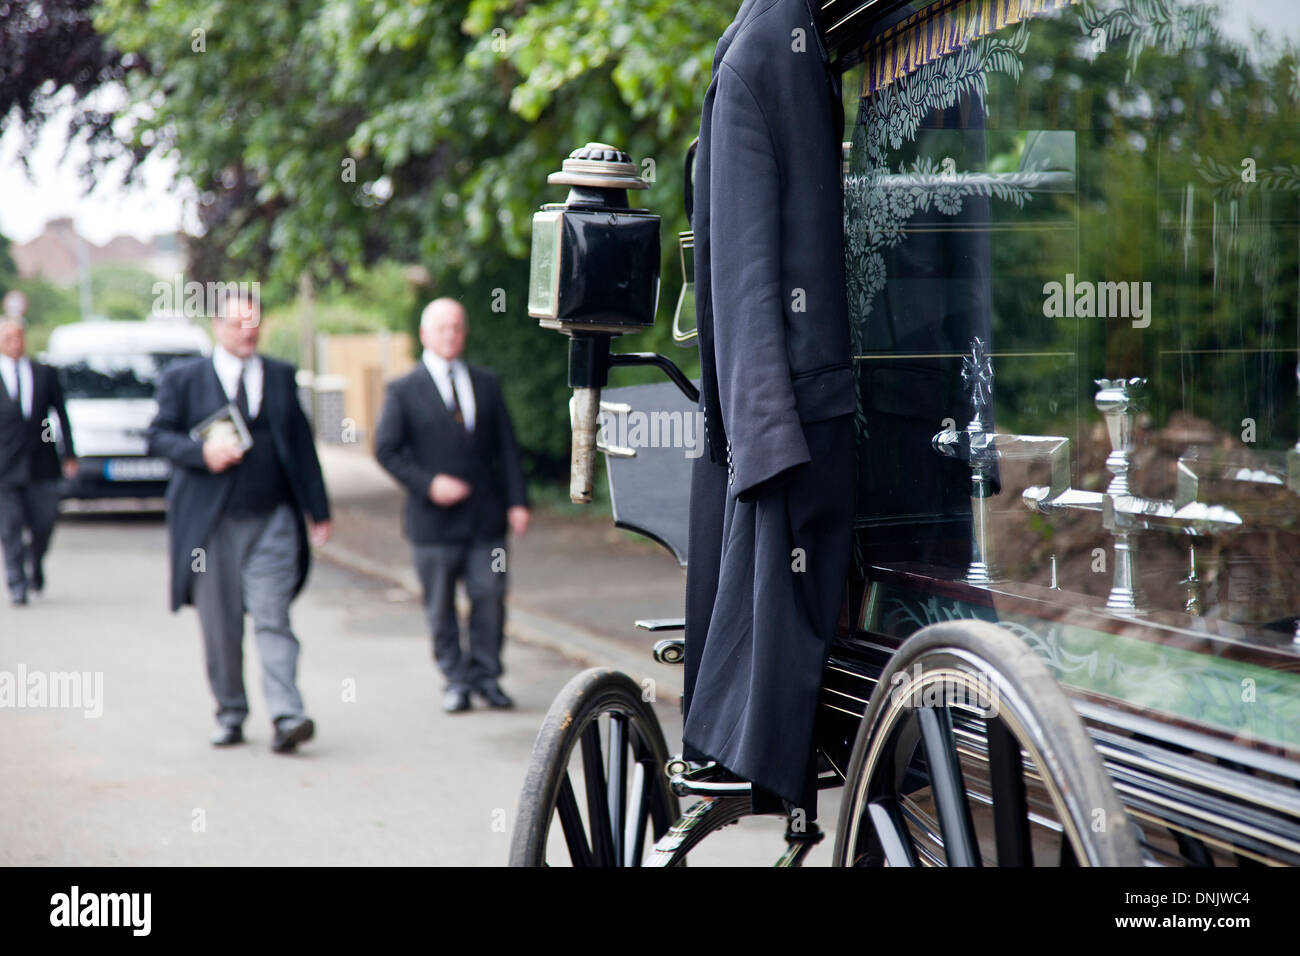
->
xmin=189 ymin=402 xmax=253 ymax=453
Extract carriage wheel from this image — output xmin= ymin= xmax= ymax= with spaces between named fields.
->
xmin=833 ymin=620 xmax=1142 ymax=867
xmin=509 ymin=668 xmax=680 ymax=866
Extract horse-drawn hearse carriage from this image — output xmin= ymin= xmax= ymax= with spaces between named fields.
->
xmin=509 ymin=0 xmax=1300 ymax=866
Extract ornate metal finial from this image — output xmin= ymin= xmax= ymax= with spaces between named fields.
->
xmin=1181 ymin=543 xmax=1203 ymax=616
xmin=1094 ymin=377 xmax=1147 ymax=497
xmin=547 ymin=142 xmax=648 ymax=191
xmin=961 ymin=337 xmax=994 ymax=429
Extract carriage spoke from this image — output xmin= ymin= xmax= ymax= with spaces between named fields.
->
xmin=555 ymin=772 xmax=593 ymax=867
xmin=867 ymin=798 xmax=920 ymax=867
xmin=580 ymin=720 xmax=617 ymax=866
xmin=834 ymin=627 xmax=1142 ymax=868
xmin=1059 ymin=832 xmax=1079 ymax=867
xmin=917 ymin=706 xmax=981 ymax=866
xmin=628 ymin=730 xmax=672 ymax=843
xmin=985 ymin=716 xmax=1032 ymax=866
xmin=607 ymin=714 xmax=628 ymax=867
xmin=647 ymin=767 xmax=672 ymax=839
xmin=513 ymin=671 xmax=678 ymax=868
xmin=890 ymin=710 xmax=923 ymax=797
xmin=625 ymin=760 xmax=653 ymax=866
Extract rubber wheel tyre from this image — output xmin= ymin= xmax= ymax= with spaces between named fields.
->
xmin=509 ymin=668 xmax=679 ymax=866
xmin=833 ymin=620 xmax=1142 ymax=867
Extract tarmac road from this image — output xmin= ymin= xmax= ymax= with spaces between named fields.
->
xmin=0 ymin=512 xmax=839 ymax=866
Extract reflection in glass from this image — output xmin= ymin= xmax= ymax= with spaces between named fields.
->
xmin=841 ymin=0 xmax=1300 ymax=754
xmin=58 ymin=352 xmax=195 ymax=400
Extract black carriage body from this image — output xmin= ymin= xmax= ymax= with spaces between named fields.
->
xmin=516 ymin=0 xmax=1300 ymax=867
xmin=809 ymin=0 xmax=1300 ymax=866
xmin=587 ymin=0 xmax=1300 ymax=866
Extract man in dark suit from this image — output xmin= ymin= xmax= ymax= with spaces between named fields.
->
xmin=374 ymin=297 xmax=529 ymax=713
xmin=147 ymin=293 xmax=331 ymax=752
xmin=0 ymin=305 xmax=78 ymax=606
xmin=683 ymin=0 xmax=855 ymax=814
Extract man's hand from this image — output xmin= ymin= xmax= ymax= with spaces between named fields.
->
xmin=429 ymin=473 xmax=472 ymax=507
xmin=508 ymin=505 xmax=530 ymax=537
xmin=203 ymin=440 xmax=244 ymax=474
xmin=61 ymin=458 xmax=78 ymax=480
xmin=308 ymin=520 xmax=332 ymax=547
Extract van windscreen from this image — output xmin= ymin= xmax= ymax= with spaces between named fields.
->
xmin=57 ymin=352 xmax=197 ymax=400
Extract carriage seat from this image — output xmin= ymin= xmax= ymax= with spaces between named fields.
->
xmin=598 ymin=380 xmax=698 ymax=662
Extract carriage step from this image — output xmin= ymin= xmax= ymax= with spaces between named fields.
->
xmin=644 ymin=794 xmax=751 ymax=867
xmin=635 ymin=618 xmax=685 ymax=631
xmin=667 ymin=760 xmax=753 ymax=798
xmin=653 ymin=638 xmax=685 ymax=665
xmin=776 ymin=819 xmax=824 ymax=868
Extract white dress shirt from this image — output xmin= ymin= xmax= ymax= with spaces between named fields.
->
xmin=0 ymin=354 xmax=33 ymax=419
xmin=212 ymin=345 xmax=264 ymax=419
xmin=422 ymin=350 xmax=476 ymax=433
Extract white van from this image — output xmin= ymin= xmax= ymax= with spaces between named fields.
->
xmin=45 ymin=318 xmax=211 ymax=501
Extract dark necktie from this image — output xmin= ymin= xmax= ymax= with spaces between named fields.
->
xmin=446 ymin=366 xmax=466 ymax=429
xmin=234 ymin=364 xmax=252 ymax=421
xmin=12 ymin=363 xmax=26 ymax=419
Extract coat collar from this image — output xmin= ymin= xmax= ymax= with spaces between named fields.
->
xmin=205 ymin=353 xmax=228 ymax=403
xmin=416 ymin=359 xmax=460 ymax=420
xmin=803 ymin=0 xmax=829 ymax=61
xmin=0 ymin=354 xmax=32 ymax=393
xmin=421 ymin=349 xmax=466 ymax=382
xmin=0 ymin=356 xmax=36 ymax=415
xmin=203 ymin=352 xmax=276 ymax=423
xmin=803 ymin=0 xmax=844 ymax=141
xmin=416 ymin=360 xmax=484 ymax=438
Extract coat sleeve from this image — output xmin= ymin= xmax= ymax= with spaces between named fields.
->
xmin=373 ymin=381 xmax=436 ymax=500
xmin=490 ymin=375 xmax=528 ymax=509
xmin=284 ymin=370 xmax=330 ymax=522
xmin=46 ymin=368 xmax=76 ymax=460
xmin=147 ymin=365 xmax=207 ymax=471
xmin=709 ymin=61 xmax=810 ymax=500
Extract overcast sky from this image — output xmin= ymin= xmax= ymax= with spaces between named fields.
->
xmin=0 ymin=88 xmax=194 ymax=246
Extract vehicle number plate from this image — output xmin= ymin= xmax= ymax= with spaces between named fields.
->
xmin=103 ymin=458 xmax=172 ymax=481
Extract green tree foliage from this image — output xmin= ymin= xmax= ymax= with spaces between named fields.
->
xmin=0 ymin=232 xmax=17 ymax=291
xmin=0 ymin=0 xmax=139 ymax=174
xmin=90 ymin=0 xmax=735 ymax=473
xmin=0 ymin=234 xmax=78 ymax=351
xmin=974 ymin=8 xmax=1300 ymax=447
xmin=8 ymin=279 xmax=82 ymax=353
xmin=257 ymin=262 xmax=420 ymax=363
xmin=90 ymin=263 xmax=158 ymax=321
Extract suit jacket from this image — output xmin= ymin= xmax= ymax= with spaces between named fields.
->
xmin=373 ymin=361 xmax=527 ymax=544
xmin=693 ymin=0 xmax=855 ymax=500
xmin=147 ymin=355 xmax=330 ymax=612
xmin=683 ymin=0 xmax=855 ymax=810
xmin=0 ymin=359 xmax=76 ymax=486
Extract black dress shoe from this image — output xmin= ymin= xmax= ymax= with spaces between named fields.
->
xmin=442 ymin=688 xmax=471 ymax=713
xmin=271 ymin=716 xmax=315 ymax=753
xmin=473 ymin=682 xmax=515 ymax=709
xmin=210 ymin=725 xmax=244 ymax=747
xmin=30 ymin=564 xmax=43 ymax=594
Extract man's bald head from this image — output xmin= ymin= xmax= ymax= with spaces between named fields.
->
xmin=0 ymin=318 xmax=25 ymax=359
xmin=2 ymin=289 xmax=27 ymax=321
xmin=420 ymin=297 xmax=467 ymax=360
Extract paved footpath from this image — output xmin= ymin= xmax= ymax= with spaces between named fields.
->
xmin=316 ymin=444 xmax=693 ymax=701
xmin=0 ymin=509 xmax=838 ymax=865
